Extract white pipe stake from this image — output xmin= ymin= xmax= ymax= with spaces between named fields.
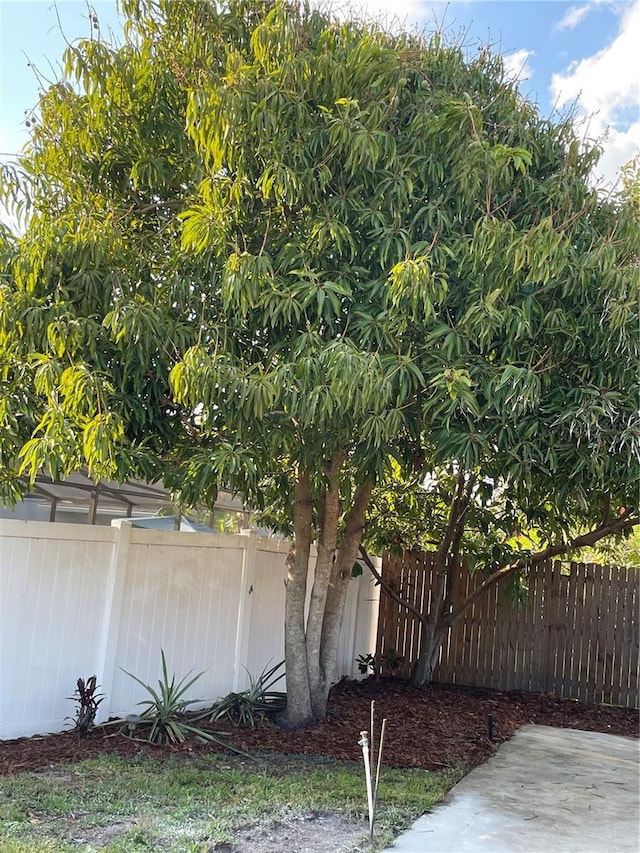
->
xmin=359 ymin=729 xmax=374 ymax=837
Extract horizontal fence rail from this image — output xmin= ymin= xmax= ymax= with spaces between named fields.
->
xmin=377 ymin=553 xmax=639 ymax=709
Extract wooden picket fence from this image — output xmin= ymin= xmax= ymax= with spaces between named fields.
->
xmin=376 ymin=553 xmax=639 ymax=708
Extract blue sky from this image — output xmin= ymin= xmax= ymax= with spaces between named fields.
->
xmin=1 ymin=0 xmax=639 ymax=190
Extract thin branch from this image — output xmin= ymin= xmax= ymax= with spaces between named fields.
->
xmin=359 ymin=545 xmax=425 ymax=624
xmin=436 ymin=470 xmax=468 ymax=565
xmin=130 ymin=198 xmax=184 ymax=215
xmin=258 ymin=215 xmax=271 ymax=256
xmin=432 ymin=472 xmax=473 ymax=623
xmin=363 ymin=508 xmax=638 ymax=637
xmin=444 ymin=510 xmax=638 ymax=628
xmin=530 ymin=346 xmax=552 ymax=373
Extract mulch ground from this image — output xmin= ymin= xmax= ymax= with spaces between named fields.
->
xmin=1 ymin=679 xmax=637 ymax=777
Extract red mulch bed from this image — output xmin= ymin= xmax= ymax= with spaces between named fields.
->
xmin=1 ymin=679 xmax=637 ymax=777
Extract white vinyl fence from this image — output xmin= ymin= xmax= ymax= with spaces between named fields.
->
xmin=0 ymin=519 xmax=380 ymax=739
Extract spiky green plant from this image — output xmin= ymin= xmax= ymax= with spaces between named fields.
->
xmin=211 ymin=660 xmax=286 ymax=728
xmin=122 ymin=649 xmax=248 ymax=754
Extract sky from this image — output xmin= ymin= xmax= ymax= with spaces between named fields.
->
xmin=0 ymin=0 xmax=639 ymax=192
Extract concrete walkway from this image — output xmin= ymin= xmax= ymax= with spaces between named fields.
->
xmin=384 ymin=725 xmax=640 ymax=852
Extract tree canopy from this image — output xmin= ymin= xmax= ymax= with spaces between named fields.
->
xmin=1 ymin=0 xmax=638 ymax=718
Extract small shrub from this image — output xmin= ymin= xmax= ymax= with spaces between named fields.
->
xmin=356 ymin=653 xmax=376 ymax=676
xmin=211 ymin=660 xmax=286 ymax=727
xmin=122 ymin=649 xmax=250 ymax=755
xmin=356 ymin=648 xmax=404 ymax=678
xmin=66 ymin=675 xmax=104 ymax=736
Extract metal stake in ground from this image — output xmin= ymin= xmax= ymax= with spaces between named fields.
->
xmin=370 ymin=700 xmax=376 ymax=772
xmin=358 ymin=730 xmax=374 ymax=839
xmin=373 ymin=716 xmax=387 ymax=825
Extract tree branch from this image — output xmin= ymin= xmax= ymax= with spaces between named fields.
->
xmin=444 ymin=510 xmax=638 ymax=628
xmin=362 ymin=510 xmax=638 ymax=637
xmin=359 ymin=544 xmax=426 ymax=624
xmin=436 ymin=470 xmax=467 ymax=564
xmin=432 ymin=470 xmax=473 ymax=622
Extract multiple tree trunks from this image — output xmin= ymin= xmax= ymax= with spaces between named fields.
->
xmin=1 ymin=1 xmax=638 ymax=728
xmin=284 ymin=467 xmax=372 ymax=726
xmin=377 ymin=553 xmax=640 ymax=709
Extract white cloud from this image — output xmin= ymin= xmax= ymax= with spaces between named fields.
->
xmin=556 ymin=4 xmax=592 ymax=31
xmin=332 ymin=0 xmax=428 ymax=27
xmin=556 ymin=0 xmax=603 ymax=31
xmin=593 ymin=120 xmax=640 ymax=186
xmin=503 ymin=48 xmax=535 ymax=83
xmin=550 ymin=0 xmax=640 ymax=186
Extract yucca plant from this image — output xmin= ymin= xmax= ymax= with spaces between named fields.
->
xmin=211 ymin=660 xmax=286 ymax=728
xmin=122 ymin=650 xmax=249 ymax=754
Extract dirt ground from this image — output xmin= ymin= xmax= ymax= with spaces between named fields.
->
xmin=2 ymin=680 xmax=637 ymax=852
xmin=207 ymin=813 xmax=367 ymax=853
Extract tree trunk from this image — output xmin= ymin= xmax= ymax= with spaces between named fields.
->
xmin=305 ymin=456 xmax=343 ymax=721
xmin=312 ymin=480 xmax=373 ymax=719
xmin=282 ymin=467 xmax=372 ymax=726
xmin=283 ymin=470 xmax=315 ymax=728
xmin=409 ymin=621 xmax=444 ymax=687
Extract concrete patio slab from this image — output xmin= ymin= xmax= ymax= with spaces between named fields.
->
xmin=385 ymin=724 xmax=640 ymax=852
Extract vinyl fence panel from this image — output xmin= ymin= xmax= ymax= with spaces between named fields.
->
xmin=0 ymin=521 xmax=379 ymax=739
xmin=0 ymin=521 xmax=115 ymax=738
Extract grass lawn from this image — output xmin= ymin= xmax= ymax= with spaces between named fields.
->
xmin=0 ymin=751 xmax=460 ymax=852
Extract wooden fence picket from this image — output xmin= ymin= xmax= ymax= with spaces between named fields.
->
xmin=377 ymin=553 xmax=639 ymax=709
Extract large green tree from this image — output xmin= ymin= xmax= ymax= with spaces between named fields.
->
xmin=1 ymin=0 xmax=637 ymax=722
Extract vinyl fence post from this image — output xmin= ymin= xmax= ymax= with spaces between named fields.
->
xmin=232 ymin=530 xmax=258 ymax=692
xmin=95 ymin=519 xmax=132 ymax=722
